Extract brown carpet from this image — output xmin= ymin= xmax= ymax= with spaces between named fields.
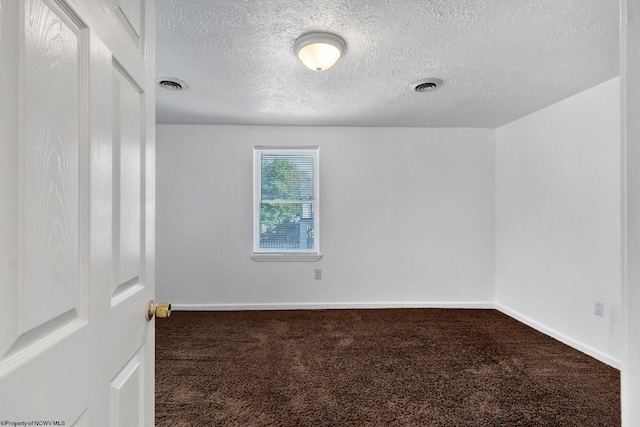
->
xmin=155 ymin=309 xmax=620 ymax=426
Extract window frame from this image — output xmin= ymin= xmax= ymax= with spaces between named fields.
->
xmin=252 ymin=146 xmax=322 ymax=262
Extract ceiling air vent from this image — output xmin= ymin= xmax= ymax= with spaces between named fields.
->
xmin=156 ymin=77 xmax=186 ymax=91
xmin=412 ymin=78 xmax=443 ymax=93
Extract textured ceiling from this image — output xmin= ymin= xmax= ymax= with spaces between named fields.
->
xmin=156 ymin=0 xmax=619 ymax=128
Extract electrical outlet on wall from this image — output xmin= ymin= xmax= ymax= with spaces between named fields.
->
xmin=594 ymin=301 xmax=604 ymax=317
xmin=314 ymin=269 xmax=322 ymax=280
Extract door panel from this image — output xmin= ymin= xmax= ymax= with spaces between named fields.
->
xmin=111 ymin=349 xmax=145 ymax=427
xmin=1 ymin=0 xmax=89 ymax=371
xmin=23 ymin=0 xmax=87 ymax=335
xmin=0 ymin=0 xmax=155 ymax=424
xmin=113 ymin=0 xmax=144 ymax=49
xmin=112 ymin=61 xmax=144 ymax=302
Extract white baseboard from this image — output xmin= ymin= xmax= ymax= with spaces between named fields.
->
xmin=172 ymin=301 xmax=495 ymax=311
xmin=495 ymin=303 xmax=621 ymax=369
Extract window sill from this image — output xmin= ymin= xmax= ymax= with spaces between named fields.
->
xmin=251 ymin=253 xmax=323 ymax=262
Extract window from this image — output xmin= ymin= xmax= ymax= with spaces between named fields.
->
xmin=253 ymin=147 xmax=321 ymax=261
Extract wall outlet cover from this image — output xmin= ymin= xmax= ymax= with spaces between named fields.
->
xmin=594 ymin=301 xmax=604 ymax=317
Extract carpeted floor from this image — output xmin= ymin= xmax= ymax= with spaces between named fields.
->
xmin=155 ymin=309 xmax=620 ymax=426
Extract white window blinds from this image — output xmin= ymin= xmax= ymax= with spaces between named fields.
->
xmin=253 ymin=147 xmax=319 ymax=254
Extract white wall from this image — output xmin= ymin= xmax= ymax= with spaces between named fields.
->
xmin=495 ymin=78 xmax=621 ymax=367
xmin=156 ymin=126 xmax=495 ymax=309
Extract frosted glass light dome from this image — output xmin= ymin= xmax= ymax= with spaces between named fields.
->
xmin=294 ymin=33 xmax=346 ymax=71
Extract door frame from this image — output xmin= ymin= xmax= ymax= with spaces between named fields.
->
xmin=621 ymin=0 xmax=639 ymax=425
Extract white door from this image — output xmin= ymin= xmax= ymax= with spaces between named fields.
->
xmin=0 ymin=0 xmax=157 ymax=424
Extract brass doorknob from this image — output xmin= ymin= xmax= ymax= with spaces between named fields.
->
xmin=147 ymin=300 xmax=172 ymax=320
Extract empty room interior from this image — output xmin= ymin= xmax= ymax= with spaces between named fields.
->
xmin=3 ymin=0 xmax=640 ymax=424
xmin=154 ymin=0 xmax=626 ymax=425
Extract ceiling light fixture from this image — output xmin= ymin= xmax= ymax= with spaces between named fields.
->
xmin=294 ymin=33 xmax=346 ymax=71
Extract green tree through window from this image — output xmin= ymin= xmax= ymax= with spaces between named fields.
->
xmin=260 ymin=158 xmax=311 ymax=232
